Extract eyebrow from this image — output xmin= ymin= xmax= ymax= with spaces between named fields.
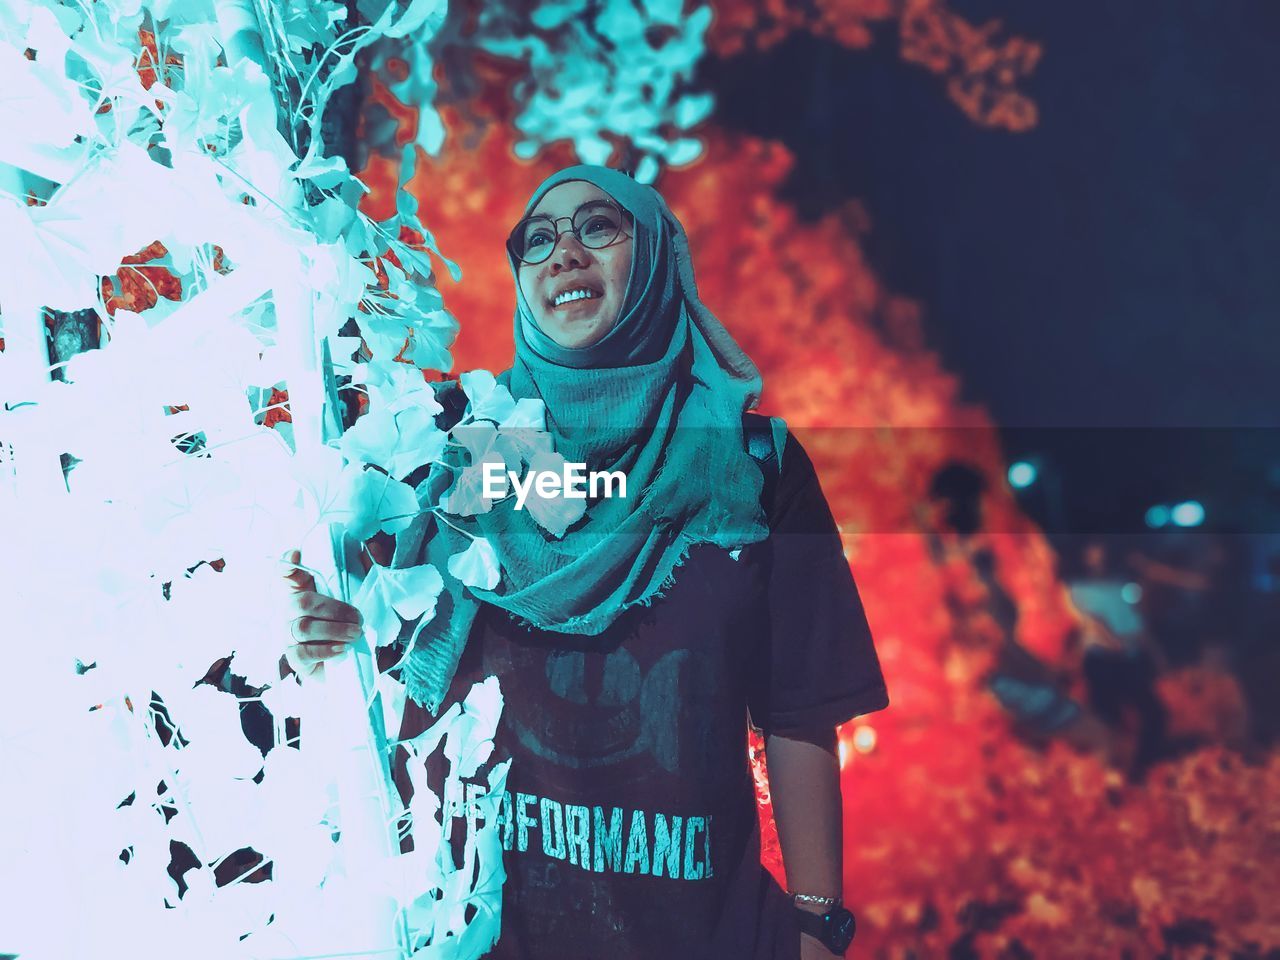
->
xmin=528 ymin=198 xmax=617 ymax=220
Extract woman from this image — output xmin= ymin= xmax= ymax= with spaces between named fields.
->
xmin=285 ymin=165 xmax=889 ymax=959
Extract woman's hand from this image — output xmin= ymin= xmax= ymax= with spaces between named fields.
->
xmin=282 ymin=549 xmax=363 ymax=679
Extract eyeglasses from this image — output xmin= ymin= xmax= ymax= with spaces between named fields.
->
xmin=507 ymin=199 xmax=632 ymax=265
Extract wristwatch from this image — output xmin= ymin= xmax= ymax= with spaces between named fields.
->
xmin=793 ymin=895 xmax=857 ymax=955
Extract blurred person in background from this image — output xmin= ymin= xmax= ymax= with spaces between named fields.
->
xmin=1126 ymin=531 xmax=1252 ymax=755
xmin=925 ymin=463 xmax=1102 ymax=749
xmin=1066 ymin=538 xmax=1169 ymax=777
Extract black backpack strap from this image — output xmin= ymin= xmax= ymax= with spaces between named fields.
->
xmin=744 ymin=412 xmax=786 ymax=513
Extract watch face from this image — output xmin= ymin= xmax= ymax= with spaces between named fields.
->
xmin=826 ymin=910 xmax=857 ymax=952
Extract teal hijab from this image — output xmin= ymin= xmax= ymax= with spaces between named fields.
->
xmin=398 ymin=165 xmax=771 ymax=712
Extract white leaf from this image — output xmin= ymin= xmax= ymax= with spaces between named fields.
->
xmin=337 ymin=467 xmax=419 ymax=540
xmin=387 ymin=403 xmax=447 ymax=479
xmin=440 ymin=421 xmax=511 ymax=516
xmin=376 ymin=672 xmax=408 ymax=743
xmin=353 ymin=562 xmax=444 ymax=648
xmin=498 ymin=397 xmax=546 ymax=431
xmin=440 ymin=463 xmax=500 ymax=517
xmin=443 ymin=675 xmax=503 ymax=779
xmin=339 ymin=407 xmax=398 ymax=469
xmin=451 ymin=420 xmax=498 ymax=461
xmin=493 ymin=398 xmax=553 ymax=468
xmin=522 ymin=450 xmax=588 ymax=538
xmin=165 ymin=686 xmax=265 ymax=781
xmin=494 ymin=428 xmax=554 ymax=472
xmin=172 ymin=769 xmax=260 ymax=855
xmin=446 ymin=538 xmax=501 ymax=591
xmin=459 ymin=370 xmax=517 ymax=423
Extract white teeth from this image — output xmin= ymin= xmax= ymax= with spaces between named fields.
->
xmin=553 ymin=288 xmax=599 ymax=306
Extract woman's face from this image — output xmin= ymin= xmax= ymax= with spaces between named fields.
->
xmin=516 ymin=181 xmax=634 ymax=351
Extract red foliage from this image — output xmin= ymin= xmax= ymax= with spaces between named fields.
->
xmin=261 ymin=388 xmax=292 ymax=429
xmin=100 ymin=240 xmax=183 ymax=316
xmin=135 ymin=28 xmax=182 ymax=93
xmin=136 ymin=28 xmax=162 ymax=90
xmin=211 ymin=244 xmax=231 ymax=275
xmin=1158 ymin=663 xmax=1249 ymax=747
xmin=706 ymin=0 xmax=1040 ymax=131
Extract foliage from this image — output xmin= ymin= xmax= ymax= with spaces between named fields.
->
xmin=706 ymin=0 xmax=1041 ymax=131
xmin=0 ymin=0 xmax=546 ymax=955
xmin=364 ymin=0 xmax=716 ymax=183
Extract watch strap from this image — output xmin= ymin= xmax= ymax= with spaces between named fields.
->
xmin=792 ymin=892 xmax=841 ymax=909
xmin=794 ymin=903 xmax=857 ymax=955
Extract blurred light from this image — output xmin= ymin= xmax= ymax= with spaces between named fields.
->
xmin=1145 ymin=504 xmax=1170 ymax=528
xmin=1170 ymin=500 xmax=1205 ymax=527
xmin=852 ymin=725 xmax=877 ymax=755
xmin=1122 ymin=582 xmax=1142 ymax=604
xmin=838 ymin=725 xmax=878 ymax=769
xmin=1007 ymin=461 xmax=1037 ymax=489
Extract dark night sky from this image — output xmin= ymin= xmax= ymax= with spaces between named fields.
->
xmin=704 ymin=1 xmax=1280 ymax=532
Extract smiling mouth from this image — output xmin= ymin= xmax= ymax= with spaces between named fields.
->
xmin=552 ymin=298 xmax=600 ymax=313
xmin=549 ymin=287 xmax=603 ymax=309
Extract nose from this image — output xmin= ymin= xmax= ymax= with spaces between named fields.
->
xmin=548 ymin=232 xmax=592 ymax=273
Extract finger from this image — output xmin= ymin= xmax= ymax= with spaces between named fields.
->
xmin=296 ymin=640 xmax=352 ymax=662
xmin=282 ymin=549 xmax=317 ymax=593
xmin=289 ymin=642 xmax=324 ymax=669
xmin=285 ymin=643 xmax=334 ymax=679
xmin=291 ymin=617 xmax=363 ymax=644
xmin=295 ymin=592 xmax=363 ymax=625
xmin=285 ymin=643 xmax=321 ymax=678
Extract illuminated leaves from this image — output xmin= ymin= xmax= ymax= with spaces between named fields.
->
xmin=520 ymin=449 xmax=587 ymax=539
xmin=366 ymin=0 xmax=715 ymax=181
xmin=396 ymin=678 xmax=509 ymax=953
xmin=436 ymin=377 xmax=571 ymax=540
xmin=1 ymin=6 xmax=95 ymax=160
xmin=459 ymin=369 xmax=516 ymax=424
xmin=277 ymin=0 xmax=347 ymax=54
xmin=440 ymin=421 xmax=506 ymax=517
xmin=447 ymin=537 xmax=501 ymax=591
xmin=3 ymin=0 xmax=497 ymax=954
xmin=337 ymin=466 xmax=419 ymax=541
xmin=493 ymin=398 xmax=554 ymax=470
xmin=352 ymin=562 xmax=445 ymax=650
xmin=339 ymin=401 xmax=447 ymax=480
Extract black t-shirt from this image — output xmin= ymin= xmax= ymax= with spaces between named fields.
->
xmin=397 ymin=422 xmax=888 ymax=959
